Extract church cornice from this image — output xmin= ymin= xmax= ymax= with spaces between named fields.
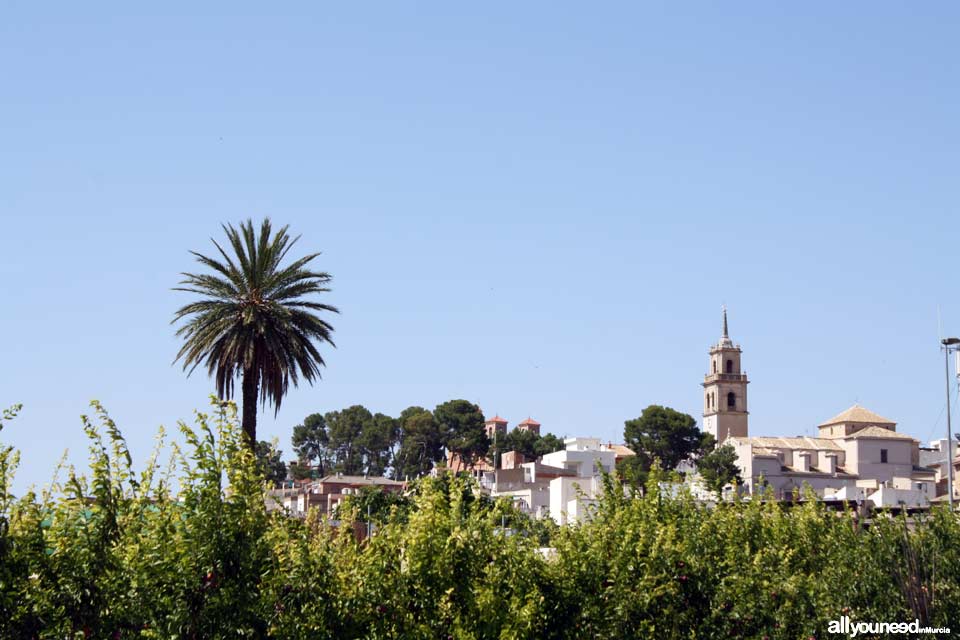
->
xmin=702 ymin=374 xmax=749 ymax=385
xmin=703 ymin=410 xmax=749 ymax=417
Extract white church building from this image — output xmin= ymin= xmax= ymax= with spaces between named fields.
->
xmin=704 ymin=310 xmax=937 ymax=505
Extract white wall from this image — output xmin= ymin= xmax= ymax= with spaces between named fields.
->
xmin=549 ymin=476 xmax=600 ymax=525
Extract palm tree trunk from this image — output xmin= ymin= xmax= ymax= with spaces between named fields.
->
xmin=241 ymin=369 xmax=259 ymax=448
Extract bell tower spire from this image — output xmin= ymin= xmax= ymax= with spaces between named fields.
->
xmin=719 ymin=305 xmax=733 ymax=348
xmin=703 ymin=307 xmax=749 ymax=443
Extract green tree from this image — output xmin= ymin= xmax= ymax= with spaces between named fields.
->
xmin=361 ymin=413 xmax=399 ymax=477
xmin=394 ymin=407 xmax=445 ymax=480
xmin=696 ymin=442 xmax=742 ymax=498
xmin=335 ymin=486 xmax=411 ymax=524
xmin=172 ymin=219 xmax=338 ymax=447
xmin=623 ymin=405 xmax=706 ymax=472
xmin=489 ymin=428 xmax=537 ymax=464
xmin=489 ymin=429 xmax=564 ymax=465
xmin=326 ymin=405 xmax=372 ymax=475
xmin=435 ymin=400 xmax=488 ymax=469
xmin=289 ymin=461 xmax=315 ymax=480
xmin=534 ymin=432 xmax=564 ymax=457
xmin=291 ymin=412 xmax=330 ymax=476
xmin=255 ymin=440 xmax=288 ymax=485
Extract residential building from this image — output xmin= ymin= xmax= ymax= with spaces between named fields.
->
xmin=483 ymin=437 xmax=626 ymax=524
xmin=276 ymin=473 xmax=406 ymax=518
xmin=920 ymin=438 xmax=960 ymax=496
xmin=485 ymin=459 xmax=575 ymax=519
xmin=541 ymin=437 xmax=616 ymax=478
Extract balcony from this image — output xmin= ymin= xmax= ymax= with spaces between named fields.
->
xmin=704 ymin=372 xmax=748 ymax=382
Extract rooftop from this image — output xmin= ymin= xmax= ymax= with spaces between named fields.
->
xmin=317 ymin=475 xmax=405 ymax=486
xmin=818 ymin=405 xmax=895 ymax=428
xmin=729 ymin=436 xmax=844 ymax=451
xmin=843 ymin=426 xmax=914 ymax=441
xmin=604 ymin=443 xmax=636 ymax=457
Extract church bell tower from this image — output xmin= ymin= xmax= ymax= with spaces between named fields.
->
xmin=702 ymin=307 xmax=749 ymax=444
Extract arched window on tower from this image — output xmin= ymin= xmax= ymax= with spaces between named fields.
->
xmin=725 ymin=359 xmax=733 ymax=374
xmin=712 ymin=361 xmax=717 ymax=374
xmin=727 ymin=392 xmax=736 ymax=409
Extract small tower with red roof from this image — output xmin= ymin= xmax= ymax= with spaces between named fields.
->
xmin=485 ymin=416 xmax=508 ymax=438
xmin=517 ymin=417 xmax=541 ymax=436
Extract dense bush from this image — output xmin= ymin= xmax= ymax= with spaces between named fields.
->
xmin=1 ymin=400 xmax=958 ymax=638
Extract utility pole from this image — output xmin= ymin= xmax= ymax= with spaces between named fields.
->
xmin=942 ymin=337 xmax=960 ymax=510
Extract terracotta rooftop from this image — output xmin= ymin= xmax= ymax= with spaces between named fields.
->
xmin=729 ymin=436 xmax=844 ymax=451
xmin=843 ymin=426 xmax=914 ymax=441
xmin=485 ymin=415 xmax=508 ymax=424
xmin=818 ymin=405 xmax=895 ymax=427
xmin=605 ymin=444 xmax=636 ymax=457
xmin=518 ymin=417 xmax=541 ymax=426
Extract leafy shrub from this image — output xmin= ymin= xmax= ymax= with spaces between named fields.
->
xmin=0 ymin=400 xmax=957 ymax=638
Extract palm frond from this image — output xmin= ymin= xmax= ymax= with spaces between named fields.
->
xmin=172 ymin=218 xmax=338 ymax=428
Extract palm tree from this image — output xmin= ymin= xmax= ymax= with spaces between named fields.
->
xmin=172 ymin=219 xmax=338 ymax=447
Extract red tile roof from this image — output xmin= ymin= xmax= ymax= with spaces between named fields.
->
xmin=485 ymin=415 xmax=508 ymax=424
xmin=518 ymin=417 xmax=541 ymax=426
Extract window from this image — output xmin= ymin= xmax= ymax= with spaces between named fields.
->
xmin=727 ymin=392 xmax=736 ymax=409
xmin=713 ymin=361 xmax=717 ymax=374
xmin=880 ymin=449 xmax=888 ymax=463
xmin=725 ymin=359 xmax=733 ymax=374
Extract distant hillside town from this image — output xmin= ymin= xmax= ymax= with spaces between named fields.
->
xmin=271 ymin=309 xmax=960 ymax=524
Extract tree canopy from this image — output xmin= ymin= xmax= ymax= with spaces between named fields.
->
xmin=623 ymin=405 xmax=707 ymax=472
xmin=696 ymin=442 xmax=742 ymax=498
xmin=172 ymin=218 xmax=338 ymax=446
xmin=254 ymin=440 xmax=287 ymax=485
xmin=325 ymin=405 xmax=375 ymax=475
xmin=394 ymin=407 xmax=446 ymax=480
xmin=291 ymin=412 xmax=330 ymax=476
xmin=489 ymin=429 xmax=564 ymax=465
xmin=618 ymin=405 xmax=711 ymax=487
xmin=435 ymin=400 xmax=488 ymax=468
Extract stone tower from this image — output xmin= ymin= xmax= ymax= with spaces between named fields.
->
xmin=702 ymin=307 xmax=749 ymax=444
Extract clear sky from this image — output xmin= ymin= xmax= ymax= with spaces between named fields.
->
xmin=2 ymin=3 xmax=959 ymax=493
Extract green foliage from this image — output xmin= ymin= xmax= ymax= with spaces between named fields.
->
xmin=534 ymin=432 xmax=564 ymax=457
xmin=394 ymin=407 xmax=446 ymax=480
xmin=291 ymin=413 xmax=330 ymax=476
xmin=293 ymin=408 xmax=400 ymax=479
xmin=624 ymin=405 xmax=707 ymax=471
xmin=696 ymin=442 xmax=741 ymax=498
xmin=325 ymin=405 xmax=374 ymax=475
xmin=290 ymin=461 xmax=315 ymax=481
xmin=1 ymin=399 xmax=959 ymax=638
xmin=360 ymin=413 xmax=399 ymax=477
xmin=489 ymin=429 xmax=564 ymax=466
xmin=615 ymin=454 xmax=649 ymax=489
xmin=256 ymin=440 xmax=288 ymax=485
xmin=334 ymin=486 xmax=411 ymax=525
xmin=172 ymin=218 xmax=339 ymax=445
xmin=434 ymin=399 xmax=488 ymax=467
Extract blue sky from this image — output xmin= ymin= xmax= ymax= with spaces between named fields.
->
xmin=2 ymin=3 xmax=959 ymax=492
